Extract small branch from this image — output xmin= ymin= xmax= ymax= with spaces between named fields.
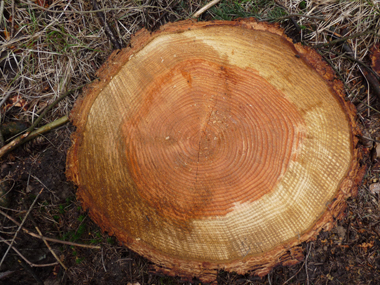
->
xmin=0 ymin=115 xmax=68 ymax=158
xmin=0 ymin=127 xmax=4 ymax=148
xmin=283 ymin=244 xmax=312 ymax=285
xmin=0 ymin=270 xmax=14 ymax=279
xmin=305 ymin=243 xmax=311 ymax=285
xmin=0 ymin=132 xmax=29 ymax=158
xmin=320 ymin=36 xmax=380 ymax=103
xmin=192 ymin=0 xmax=221 ymax=18
xmin=354 ymin=97 xmax=380 ymax=115
xmin=28 ymin=84 xmax=85 ymax=133
xmin=35 ymin=226 xmax=67 ymax=270
xmin=19 ymin=0 xmax=178 ymax=16
xmin=101 ymin=248 xmax=107 ymax=272
xmin=24 ymin=115 xmax=69 ymax=143
xmin=0 ymin=1 xmax=5 ymax=28
xmin=11 ymin=0 xmax=14 ymax=38
xmin=0 ymin=188 xmax=43 ymax=269
xmin=150 ymin=0 xmax=181 ymax=31
xmin=91 ymin=0 xmax=121 ymax=50
xmin=357 ymin=135 xmax=380 ymax=144
xmin=315 ymin=30 xmax=380 ymax=48
xmin=0 ymin=209 xmax=101 ymax=249
xmin=0 ymin=236 xmax=58 ymax=268
xmin=340 ymin=53 xmax=380 ymax=82
xmin=0 ymin=90 xmax=13 ymax=109
xmin=0 ymin=82 xmax=87 ymax=159
xmin=17 ymin=258 xmax=44 ymax=285
xmin=269 ymin=14 xmax=325 ymax=21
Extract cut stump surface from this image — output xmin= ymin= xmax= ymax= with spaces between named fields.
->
xmin=66 ymin=19 xmax=365 ymax=282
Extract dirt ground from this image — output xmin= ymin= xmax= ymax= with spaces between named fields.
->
xmin=1 ymin=0 xmax=380 ymax=284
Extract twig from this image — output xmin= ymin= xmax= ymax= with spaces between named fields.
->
xmin=35 ymin=226 xmax=67 ymax=270
xmin=91 ymin=0 xmax=121 ymax=50
xmin=11 ymin=0 xmax=14 ymax=38
xmin=31 ymin=174 xmax=59 ymax=199
xmin=19 ymin=0 xmax=178 ymax=15
xmin=0 ymin=188 xmax=43 ymax=269
xmin=0 ymin=127 xmax=4 ymax=148
xmin=0 ymin=235 xmax=59 ymax=268
xmin=321 ymin=36 xmax=380 ymax=104
xmin=0 ymin=116 xmax=68 ymax=158
xmin=0 ymin=270 xmax=14 ymax=279
xmin=19 ymin=261 xmax=44 ymax=285
xmin=0 ymin=1 xmax=5 ymax=27
xmin=192 ymin=0 xmax=221 ymax=18
xmin=24 ymin=115 xmax=69 ymax=143
xmin=268 ymin=14 xmax=325 ymax=21
xmin=28 ymin=85 xmax=85 ymax=134
xmin=283 ymin=244 xmax=313 ymax=285
xmin=305 ymin=243 xmax=311 ymax=285
xmin=283 ymin=262 xmax=304 ymax=284
xmin=0 ymin=132 xmax=29 ymax=158
xmin=358 ymin=135 xmax=380 ymax=144
xmin=150 ymin=0 xmax=180 ymax=31
xmin=316 ymin=50 xmax=351 ymax=93
xmin=315 ymin=30 xmax=380 ymax=48
xmin=17 ymin=258 xmax=44 ymax=285
xmin=0 ymin=81 xmax=87 ymax=159
xmin=337 ymin=42 xmax=378 ymax=116
xmin=338 ymin=53 xmax=380 ymax=82
xmin=0 ymin=209 xmax=101 ymax=249
xmin=0 ymin=90 xmax=13 ymax=109
xmin=101 ymin=248 xmax=107 ymax=272
xmin=355 ymin=97 xmax=380 ymax=115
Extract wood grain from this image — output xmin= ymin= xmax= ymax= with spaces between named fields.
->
xmin=66 ymin=19 xmax=365 ymax=282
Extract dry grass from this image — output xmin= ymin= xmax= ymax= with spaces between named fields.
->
xmin=1 ymin=0 xmax=380 ymax=284
xmin=0 ymin=0 xmax=191 ymax=127
xmin=279 ymin=0 xmax=380 ymax=117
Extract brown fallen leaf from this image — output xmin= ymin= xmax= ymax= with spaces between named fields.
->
xmin=2 ymin=94 xmax=28 ymax=112
xmin=359 ymin=241 xmax=374 ymax=248
xmin=369 ymin=183 xmax=380 ymax=195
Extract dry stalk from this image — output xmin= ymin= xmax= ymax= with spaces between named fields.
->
xmin=35 ymin=226 xmax=67 ymax=270
xmin=0 ymin=188 xmax=43 ymax=268
xmin=193 ymin=0 xmax=221 ymax=18
xmin=0 ymin=235 xmax=59 ymax=268
xmin=0 ymin=82 xmax=85 ymax=159
xmin=0 ymin=209 xmax=101 ymax=249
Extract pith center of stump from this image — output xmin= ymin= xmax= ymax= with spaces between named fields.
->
xmin=122 ymin=59 xmax=305 ymax=219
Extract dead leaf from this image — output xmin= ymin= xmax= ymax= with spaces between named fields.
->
xmin=334 ymin=225 xmax=346 ymax=239
xmin=369 ymin=183 xmax=380 ymax=195
xmin=2 ymin=95 xmax=28 ymax=112
xmin=359 ymin=241 xmax=374 ymax=248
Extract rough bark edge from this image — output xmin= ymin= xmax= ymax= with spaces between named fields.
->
xmin=370 ymin=43 xmax=380 ymax=75
xmin=66 ymin=18 xmax=366 ymax=283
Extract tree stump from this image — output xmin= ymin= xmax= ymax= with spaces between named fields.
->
xmin=66 ymin=19 xmax=365 ymax=282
